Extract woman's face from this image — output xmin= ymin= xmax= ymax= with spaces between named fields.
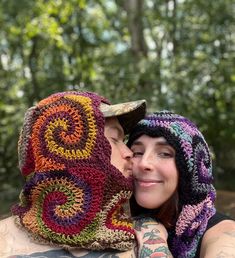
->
xmin=130 ymin=135 xmax=178 ymax=209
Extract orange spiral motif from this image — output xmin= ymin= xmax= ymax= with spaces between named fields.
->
xmin=32 ymin=95 xmax=97 ymax=172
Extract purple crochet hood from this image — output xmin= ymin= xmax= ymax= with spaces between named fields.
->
xmin=128 ymin=110 xmax=216 ymax=257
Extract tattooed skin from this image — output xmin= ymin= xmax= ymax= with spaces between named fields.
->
xmin=7 ymin=249 xmax=130 ymax=258
xmin=7 ymin=249 xmax=77 ymax=258
xmin=215 ymin=251 xmax=235 ymax=258
xmin=224 ymin=231 xmax=235 ymax=238
xmin=0 ymin=217 xmax=136 ymax=258
xmin=200 ymin=221 xmax=235 ymax=258
xmin=4 ymin=246 xmax=136 ymax=258
xmin=134 ymin=217 xmax=173 ymax=258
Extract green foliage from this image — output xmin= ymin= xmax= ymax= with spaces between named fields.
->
xmin=0 ymin=0 xmax=235 ymax=215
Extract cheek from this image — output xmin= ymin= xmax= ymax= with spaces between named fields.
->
xmin=131 ymin=159 xmax=139 ymax=174
xmin=164 ymin=161 xmax=178 ymax=176
xmin=109 ymin=142 xmax=118 ymax=155
xmin=169 ymin=167 xmax=178 ymax=190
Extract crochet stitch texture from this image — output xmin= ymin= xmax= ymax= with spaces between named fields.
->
xmin=128 ymin=110 xmax=216 ymax=258
xmin=12 ymin=91 xmax=135 ymax=250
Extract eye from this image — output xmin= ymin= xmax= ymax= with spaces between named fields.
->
xmin=133 ymin=151 xmax=144 ymax=157
xmin=111 ymin=137 xmax=119 ymax=143
xmin=131 ymin=147 xmax=144 ymax=157
xmin=157 ymin=148 xmax=175 ymax=158
xmin=159 ymin=152 xmax=171 ymax=157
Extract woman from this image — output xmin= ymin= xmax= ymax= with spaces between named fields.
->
xmin=128 ymin=111 xmax=235 ymax=258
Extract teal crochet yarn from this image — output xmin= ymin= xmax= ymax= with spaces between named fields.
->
xmin=128 ymin=111 xmax=216 ymax=258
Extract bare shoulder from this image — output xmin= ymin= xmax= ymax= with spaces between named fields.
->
xmin=0 ymin=216 xmax=15 ymax=243
xmin=0 ymin=216 xmax=29 ymax=241
xmin=0 ymin=216 xmax=19 ymax=257
xmin=0 ymin=216 xmax=13 ymax=227
xmin=0 ymin=217 xmax=137 ymax=258
xmin=0 ymin=216 xmax=55 ymax=257
xmin=200 ymin=219 xmax=235 ymax=258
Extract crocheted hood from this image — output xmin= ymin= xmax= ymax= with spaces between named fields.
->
xmin=128 ymin=111 xmax=216 ymax=257
xmin=12 ymin=91 xmax=135 ymax=250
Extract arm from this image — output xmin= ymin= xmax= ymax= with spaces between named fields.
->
xmin=200 ymin=220 xmax=235 ymax=258
xmin=134 ymin=217 xmax=173 ymax=258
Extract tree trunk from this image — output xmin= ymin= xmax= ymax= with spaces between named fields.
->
xmin=124 ymin=0 xmax=147 ymax=57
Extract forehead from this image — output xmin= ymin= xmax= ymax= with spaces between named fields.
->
xmin=132 ymin=135 xmax=168 ymax=145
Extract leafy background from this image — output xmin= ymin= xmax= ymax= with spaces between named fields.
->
xmin=0 ymin=0 xmax=235 ymax=217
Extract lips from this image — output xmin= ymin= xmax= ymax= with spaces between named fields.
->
xmin=135 ymin=178 xmax=163 ymax=187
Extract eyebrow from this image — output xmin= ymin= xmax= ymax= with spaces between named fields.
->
xmin=132 ymin=139 xmax=170 ymax=147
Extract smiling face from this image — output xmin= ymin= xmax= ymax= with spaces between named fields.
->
xmin=130 ymin=135 xmax=178 ymax=209
xmin=104 ymin=117 xmax=133 ymax=178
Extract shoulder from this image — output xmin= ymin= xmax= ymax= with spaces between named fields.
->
xmin=71 ymin=249 xmax=136 ymax=258
xmin=0 ymin=217 xmax=136 ymax=258
xmin=0 ymin=216 xmax=58 ymax=257
xmin=200 ymin=218 xmax=235 ymax=258
xmin=0 ymin=216 xmax=18 ymax=253
xmin=1 ymin=249 xmax=136 ymax=258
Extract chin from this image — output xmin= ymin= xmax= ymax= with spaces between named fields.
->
xmin=136 ymin=196 xmax=163 ymax=209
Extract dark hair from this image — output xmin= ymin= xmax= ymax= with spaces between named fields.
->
xmin=130 ymin=190 xmax=179 ymax=229
xmin=128 ymin=111 xmax=216 ymax=256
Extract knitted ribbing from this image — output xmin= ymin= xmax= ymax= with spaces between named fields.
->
xmin=128 ymin=111 xmax=216 ymax=257
xmin=12 ymin=91 xmax=135 ymax=250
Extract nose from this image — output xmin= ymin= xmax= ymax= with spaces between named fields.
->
xmin=138 ymin=153 xmax=154 ymax=172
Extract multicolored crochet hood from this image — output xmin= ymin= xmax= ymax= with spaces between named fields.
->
xmin=12 ymin=91 xmax=135 ymax=250
xmin=128 ymin=111 xmax=216 ymax=257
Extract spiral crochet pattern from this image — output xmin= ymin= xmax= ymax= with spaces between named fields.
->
xmin=12 ymin=91 xmax=135 ymax=250
xmin=128 ymin=111 xmax=216 ymax=258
